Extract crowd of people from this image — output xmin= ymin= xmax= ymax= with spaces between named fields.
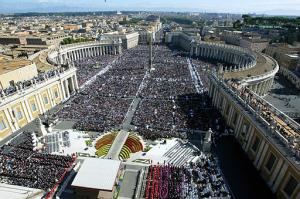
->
xmin=51 ymin=44 xmax=221 ymax=139
xmin=188 ymin=153 xmax=230 ymax=198
xmin=190 ymin=58 xmax=212 ymax=89
xmin=0 ymin=44 xmax=237 ymax=196
xmin=140 ymin=47 xmax=196 ymax=99
xmin=0 ymin=132 xmax=74 ymax=190
xmin=133 ymin=94 xmax=212 ymax=133
xmin=74 ymin=54 xmax=117 ymax=86
xmin=135 ymin=127 xmax=187 ymax=140
xmin=133 ymin=99 xmax=175 ymax=130
xmin=144 ymin=164 xmax=194 ymax=199
xmin=57 ymin=95 xmax=132 ymax=132
xmin=132 ymin=46 xmax=214 ymax=136
xmin=143 ymin=153 xmax=230 ymax=199
xmin=53 ymin=45 xmax=150 ymax=131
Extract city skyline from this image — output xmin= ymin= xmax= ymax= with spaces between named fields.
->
xmin=0 ymin=0 xmax=300 ymax=15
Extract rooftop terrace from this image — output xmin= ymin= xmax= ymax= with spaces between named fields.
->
xmin=224 ymin=53 xmax=276 ymax=80
xmin=0 ymin=59 xmax=33 ymax=75
xmin=211 ymin=74 xmax=300 ymax=168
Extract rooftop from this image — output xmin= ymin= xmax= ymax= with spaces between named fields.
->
xmin=224 ymin=53 xmax=276 ymax=80
xmin=71 ymin=158 xmax=121 ymax=191
xmin=0 ymin=59 xmax=32 ymax=75
xmin=32 ymin=50 xmax=55 ymax=72
xmin=242 ymin=36 xmax=269 ymax=43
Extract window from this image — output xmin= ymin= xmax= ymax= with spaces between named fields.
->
xmin=31 ymin=103 xmax=37 ymax=112
xmin=16 ymin=110 xmax=23 ymax=120
xmin=0 ymin=119 xmax=6 ymax=131
xmin=283 ymin=175 xmax=298 ymax=197
xmin=251 ymin=136 xmax=260 ymax=152
xmin=44 ymin=96 xmax=49 ymax=104
xmin=54 ymin=91 xmax=59 ymax=98
xmin=265 ymin=153 xmax=276 ymax=172
xmin=242 ymin=123 xmax=248 ymax=134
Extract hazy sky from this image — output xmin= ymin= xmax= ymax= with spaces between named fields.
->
xmin=0 ymin=0 xmax=300 ymax=15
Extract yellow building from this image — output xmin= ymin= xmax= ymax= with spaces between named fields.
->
xmin=0 ymin=63 xmax=78 ymax=140
xmin=63 ymin=24 xmax=81 ymax=31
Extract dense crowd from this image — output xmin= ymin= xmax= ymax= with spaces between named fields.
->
xmin=52 ymin=44 xmax=220 ymax=140
xmin=140 ymin=47 xmax=196 ymax=99
xmin=145 ymin=165 xmax=192 ymax=199
xmin=190 ymin=58 xmax=212 ymax=89
xmin=53 ymin=45 xmax=149 ymax=131
xmin=133 ymin=100 xmax=175 ymax=130
xmin=0 ymin=44 xmax=235 ymax=196
xmin=133 ymin=94 xmax=212 ymax=133
xmin=188 ymin=153 xmax=230 ymax=198
xmin=143 ymin=153 xmax=230 ymax=199
xmin=74 ymin=54 xmax=117 ymax=86
xmin=135 ymin=127 xmax=187 ymax=140
xmin=0 ymin=132 xmax=74 ymax=190
xmin=57 ymin=95 xmax=132 ymax=132
xmin=131 ymin=45 xmax=214 ymax=135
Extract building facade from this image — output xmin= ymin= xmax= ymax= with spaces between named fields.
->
xmin=47 ymin=39 xmax=122 ymax=65
xmin=209 ymin=74 xmax=300 ymax=199
xmin=221 ymin=30 xmax=270 ymax=52
xmin=0 ymin=65 xmax=78 ymax=140
xmin=104 ymin=32 xmax=139 ymax=49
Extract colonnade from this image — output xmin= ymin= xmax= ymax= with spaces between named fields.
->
xmin=247 ymin=78 xmax=274 ymax=96
xmin=167 ymin=32 xmax=278 ymax=96
xmin=208 ymin=74 xmax=300 ymax=199
xmin=47 ymin=40 xmax=123 ymax=66
xmin=57 ymin=44 xmax=121 ymax=65
xmin=190 ymin=43 xmax=257 ymax=72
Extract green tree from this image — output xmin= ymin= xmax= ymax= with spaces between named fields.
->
xmin=233 ymin=20 xmax=242 ymax=30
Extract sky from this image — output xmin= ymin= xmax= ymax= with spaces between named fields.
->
xmin=0 ymin=0 xmax=300 ymax=15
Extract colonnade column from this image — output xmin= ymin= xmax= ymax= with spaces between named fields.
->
xmin=47 ymin=88 xmax=55 ymax=107
xmin=64 ymin=80 xmax=70 ymax=98
xmin=23 ymin=100 xmax=34 ymax=121
xmin=3 ymin=108 xmax=17 ymax=132
xmin=20 ymin=100 xmax=32 ymax=122
xmin=271 ymin=162 xmax=288 ymax=192
xmin=69 ymin=77 xmax=75 ymax=93
xmin=36 ymin=93 xmax=46 ymax=114
xmin=58 ymin=80 xmax=66 ymax=101
xmin=73 ymin=74 xmax=79 ymax=90
xmin=262 ymin=81 xmax=268 ymax=95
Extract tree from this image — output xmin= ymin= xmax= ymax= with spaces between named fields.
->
xmin=233 ymin=20 xmax=242 ymax=30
